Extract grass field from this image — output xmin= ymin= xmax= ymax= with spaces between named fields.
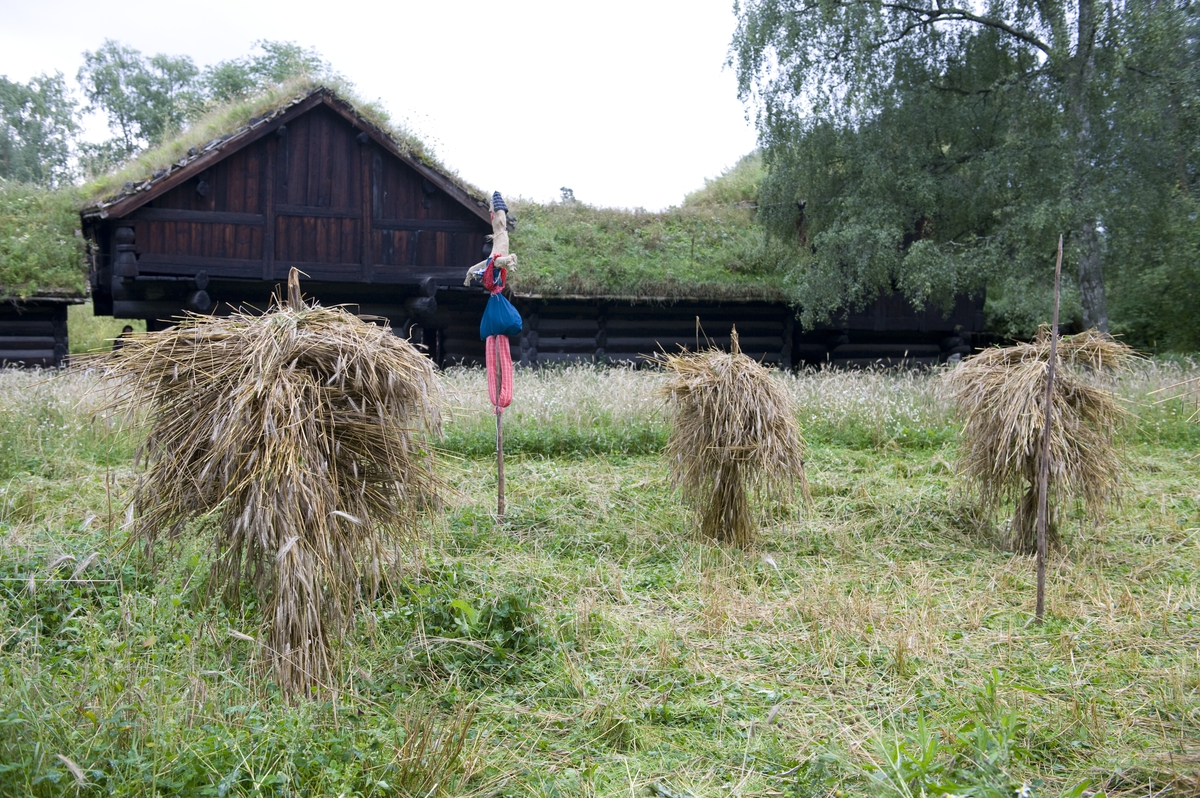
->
xmin=2 ymin=363 xmax=1199 ymax=797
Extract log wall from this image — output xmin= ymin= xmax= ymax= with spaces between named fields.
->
xmin=0 ymin=300 xmax=74 ymax=368
xmin=431 ymin=290 xmax=982 ymax=370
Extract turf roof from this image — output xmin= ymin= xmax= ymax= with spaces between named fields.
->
xmin=80 ymin=78 xmax=487 ymax=216
xmin=4 ymin=77 xmax=783 ymax=303
xmin=0 ymin=181 xmax=87 ymax=300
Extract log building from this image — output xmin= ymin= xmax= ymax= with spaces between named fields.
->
xmin=0 ymin=296 xmax=78 ymax=367
xmin=81 ymin=86 xmax=982 ymax=369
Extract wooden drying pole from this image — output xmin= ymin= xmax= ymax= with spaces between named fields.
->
xmin=496 ymin=400 xmax=506 ymax=520
xmin=1035 ymin=235 xmax=1064 ymax=624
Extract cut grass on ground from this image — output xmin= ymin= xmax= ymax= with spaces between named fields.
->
xmin=1 ymin=364 xmax=1198 ymax=797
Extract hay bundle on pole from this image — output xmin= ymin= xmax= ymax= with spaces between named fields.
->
xmin=95 ymin=270 xmax=443 ymax=696
xmin=946 ymin=328 xmax=1134 ymax=554
xmin=656 ymin=328 xmax=808 ymax=546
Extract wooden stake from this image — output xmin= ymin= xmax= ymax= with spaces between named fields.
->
xmin=496 ymin=410 xmax=505 ymax=520
xmin=1036 ymin=235 xmax=1064 ymax=624
xmin=287 ymin=267 xmax=303 ymax=310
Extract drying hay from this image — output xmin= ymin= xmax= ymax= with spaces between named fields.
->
xmin=946 ymin=328 xmax=1134 ymax=553
xmin=656 ymin=329 xmax=808 ymax=546
xmin=92 ymin=284 xmax=443 ymax=696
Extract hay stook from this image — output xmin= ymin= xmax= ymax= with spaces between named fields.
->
xmin=947 ymin=327 xmax=1134 ymax=554
xmin=94 ymin=270 xmax=444 ymax=696
xmin=656 ymin=328 xmax=808 ymax=546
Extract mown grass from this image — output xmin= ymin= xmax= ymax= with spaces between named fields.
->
xmin=2 ymin=363 xmax=1199 ymax=797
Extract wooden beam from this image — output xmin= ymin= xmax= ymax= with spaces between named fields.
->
xmin=136 ymin=254 xmax=262 ymax=278
xmin=275 ymin=204 xmax=362 ymax=219
xmin=130 ymin=209 xmax=265 ymax=225
xmin=371 ymin=218 xmax=484 ymax=233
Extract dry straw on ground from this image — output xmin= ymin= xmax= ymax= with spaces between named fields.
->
xmin=90 ymin=285 xmax=443 ymax=696
xmin=656 ymin=329 xmax=808 ymax=546
xmin=946 ymin=327 xmax=1134 ymax=553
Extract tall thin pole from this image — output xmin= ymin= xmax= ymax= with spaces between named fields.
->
xmin=1036 ymin=235 xmax=1064 ymax=624
xmin=496 ymin=409 xmax=505 ymax=520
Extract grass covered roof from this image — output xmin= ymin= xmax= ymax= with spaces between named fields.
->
xmin=80 ymin=78 xmax=486 ymax=215
xmin=0 ymin=180 xmax=86 ymax=299
xmin=507 ymin=153 xmax=799 ymax=301
xmin=4 ymin=78 xmax=786 ymax=304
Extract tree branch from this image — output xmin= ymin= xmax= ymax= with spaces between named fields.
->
xmin=881 ymin=2 xmax=1053 ymax=55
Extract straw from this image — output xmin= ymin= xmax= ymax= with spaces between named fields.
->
xmin=88 ymin=293 xmax=443 ymax=696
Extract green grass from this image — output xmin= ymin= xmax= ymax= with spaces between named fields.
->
xmin=67 ymin=302 xmax=146 ymax=356
xmin=2 ymin=363 xmax=1199 ymax=797
xmin=0 ymin=181 xmax=86 ymax=299
xmin=684 ymin=151 xmax=765 ymax=207
xmin=507 ymin=194 xmax=799 ymax=301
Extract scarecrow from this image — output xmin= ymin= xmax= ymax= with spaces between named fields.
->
xmin=466 ymin=192 xmax=522 ymax=518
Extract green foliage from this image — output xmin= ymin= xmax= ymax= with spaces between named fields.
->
xmin=0 ymin=372 xmax=135 ymax=484
xmin=1102 ymin=3 xmax=1200 ymax=350
xmin=0 ymin=544 xmax=476 ymax=797
xmin=0 ymin=180 xmax=85 ymax=298
xmin=82 ymin=75 xmax=469 ymax=208
xmin=72 ymin=38 xmax=468 ymax=203
xmin=0 ymin=73 xmax=78 ymax=186
xmin=508 ymin=198 xmax=798 ymax=300
xmin=441 ymin=407 xmax=665 ymax=458
xmin=67 ymin=301 xmax=145 ymax=356
xmin=200 ymin=40 xmax=336 ymax=105
xmin=733 ymin=0 xmax=1199 ymax=338
xmin=383 ymin=562 xmax=542 ymax=682
xmin=868 ymin=672 xmax=1038 ymax=798
xmin=77 ymin=40 xmax=201 ymax=170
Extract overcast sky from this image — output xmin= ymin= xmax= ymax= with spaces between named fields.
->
xmin=0 ymin=0 xmax=760 ymax=210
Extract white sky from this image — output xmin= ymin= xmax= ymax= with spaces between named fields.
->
xmin=0 ymin=0 xmax=760 ymax=211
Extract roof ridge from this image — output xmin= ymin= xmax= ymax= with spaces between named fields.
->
xmin=81 ymin=82 xmax=485 ymax=216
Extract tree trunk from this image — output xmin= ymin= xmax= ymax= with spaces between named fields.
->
xmin=1067 ymin=0 xmax=1108 ymax=331
xmin=1077 ymin=218 xmax=1108 ymax=331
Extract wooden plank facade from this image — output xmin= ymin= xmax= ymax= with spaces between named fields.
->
xmin=82 ymin=89 xmax=493 ymax=335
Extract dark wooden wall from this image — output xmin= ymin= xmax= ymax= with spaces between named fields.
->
xmin=432 ymin=291 xmax=982 ymax=370
xmin=0 ymin=300 xmax=73 ymax=368
xmin=89 ymin=102 xmax=491 ymax=322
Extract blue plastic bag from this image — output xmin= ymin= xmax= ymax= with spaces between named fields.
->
xmin=480 ymin=292 xmax=523 ymax=339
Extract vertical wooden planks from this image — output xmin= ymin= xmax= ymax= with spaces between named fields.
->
xmin=360 ymin=141 xmax=372 ymax=281
xmin=289 ymin=113 xmax=309 ymax=206
xmin=264 ymin=136 xmax=275 ymax=280
xmin=315 ymin=111 xmax=330 ymax=207
xmin=226 ymin=150 xmax=246 ymax=214
xmin=244 ymin=143 xmax=261 ymax=214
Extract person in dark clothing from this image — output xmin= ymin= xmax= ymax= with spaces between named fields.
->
xmin=112 ymin=325 xmax=134 ymax=352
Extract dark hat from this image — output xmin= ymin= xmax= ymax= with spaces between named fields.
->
xmin=491 ymin=191 xmax=508 ymax=214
